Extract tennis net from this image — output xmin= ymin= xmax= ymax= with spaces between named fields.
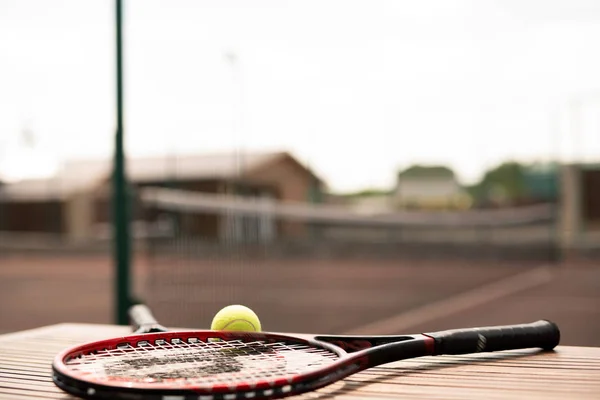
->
xmin=137 ymin=187 xmax=559 ymax=261
xmin=134 ymin=187 xmax=559 ymax=330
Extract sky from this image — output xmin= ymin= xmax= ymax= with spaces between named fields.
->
xmin=2 ymin=0 xmax=600 ymax=192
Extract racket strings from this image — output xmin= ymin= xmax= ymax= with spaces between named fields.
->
xmin=64 ymin=338 xmax=339 ymax=386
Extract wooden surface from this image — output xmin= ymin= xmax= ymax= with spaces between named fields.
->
xmin=1 ymin=324 xmax=599 ymax=400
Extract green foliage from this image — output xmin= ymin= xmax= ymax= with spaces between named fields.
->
xmin=463 ymin=183 xmax=484 ymax=200
xmin=398 ymin=165 xmax=455 ymax=180
xmin=343 ymin=161 xmax=559 ymax=205
xmin=470 ymin=161 xmax=559 ymax=203
xmin=479 ymin=161 xmax=527 ymax=199
xmin=340 ymin=188 xmax=392 ymax=198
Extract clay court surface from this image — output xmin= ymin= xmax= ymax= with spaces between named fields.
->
xmin=0 ymin=252 xmax=598 ymax=346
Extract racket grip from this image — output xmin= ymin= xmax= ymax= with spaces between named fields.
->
xmin=425 ymin=320 xmax=560 ymax=355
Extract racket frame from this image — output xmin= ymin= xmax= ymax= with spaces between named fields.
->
xmin=52 ymin=329 xmax=431 ymax=399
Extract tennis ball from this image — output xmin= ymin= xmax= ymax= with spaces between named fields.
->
xmin=211 ymin=305 xmax=262 ymax=332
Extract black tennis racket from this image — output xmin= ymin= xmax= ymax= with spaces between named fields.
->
xmin=52 ymin=304 xmax=560 ymax=400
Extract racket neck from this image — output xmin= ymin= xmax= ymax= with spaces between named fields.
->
xmin=359 ymin=336 xmax=433 ymax=368
xmin=314 ymin=335 xmax=417 ymax=353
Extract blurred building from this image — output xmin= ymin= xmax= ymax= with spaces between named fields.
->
xmin=393 ymin=165 xmax=471 ymax=210
xmin=348 ymin=194 xmax=395 ymax=214
xmin=328 ymin=189 xmax=395 ymax=215
xmin=0 ymin=151 xmax=324 ymax=243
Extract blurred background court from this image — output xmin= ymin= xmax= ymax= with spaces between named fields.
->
xmin=1 ymin=0 xmax=599 ymax=347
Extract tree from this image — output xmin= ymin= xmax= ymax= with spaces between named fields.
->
xmin=477 ymin=161 xmax=528 ymax=203
xmin=341 ymin=188 xmax=391 ymax=198
xmin=397 ymin=165 xmax=456 ymax=180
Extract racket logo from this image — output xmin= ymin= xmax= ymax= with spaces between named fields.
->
xmin=476 ymin=334 xmax=487 ymax=352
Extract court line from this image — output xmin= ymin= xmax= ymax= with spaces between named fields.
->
xmin=343 ymin=265 xmax=556 ymax=335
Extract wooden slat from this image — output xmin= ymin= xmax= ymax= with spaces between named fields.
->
xmin=1 ymin=323 xmax=600 ymax=400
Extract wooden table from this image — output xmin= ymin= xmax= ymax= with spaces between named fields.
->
xmin=1 ymin=324 xmax=600 ymax=400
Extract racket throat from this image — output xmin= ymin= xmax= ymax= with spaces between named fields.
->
xmin=314 ymin=335 xmax=416 ymax=353
xmin=337 ymin=336 xmax=436 ymax=371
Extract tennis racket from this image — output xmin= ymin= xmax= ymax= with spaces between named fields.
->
xmin=52 ymin=304 xmax=560 ymax=400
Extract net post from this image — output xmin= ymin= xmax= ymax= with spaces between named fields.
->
xmin=307 ymin=166 xmax=323 ymax=243
xmin=113 ymin=0 xmax=131 ymax=326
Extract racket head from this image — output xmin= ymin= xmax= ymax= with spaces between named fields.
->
xmin=51 ymin=329 xmax=391 ymax=400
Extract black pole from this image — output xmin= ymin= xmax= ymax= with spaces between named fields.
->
xmin=113 ymin=0 xmax=131 ymax=325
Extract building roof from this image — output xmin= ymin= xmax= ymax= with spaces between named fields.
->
xmin=0 ymin=176 xmax=89 ymax=201
xmin=0 ymin=151 xmax=321 ymax=201
xmin=60 ymin=151 xmax=287 ymax=183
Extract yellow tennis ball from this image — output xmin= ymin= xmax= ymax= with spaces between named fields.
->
xmin=211 ymin=305 xmax=262 ymax=332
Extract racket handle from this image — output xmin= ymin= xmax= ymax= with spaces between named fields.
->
xmin=129 ymin=304 xmax=167 ymax=333
xmin=425 ymin=320 xmax=560 ymax=355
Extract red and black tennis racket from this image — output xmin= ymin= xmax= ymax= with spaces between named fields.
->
xmin=52 ymin=304 xmax=560 ymax=400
